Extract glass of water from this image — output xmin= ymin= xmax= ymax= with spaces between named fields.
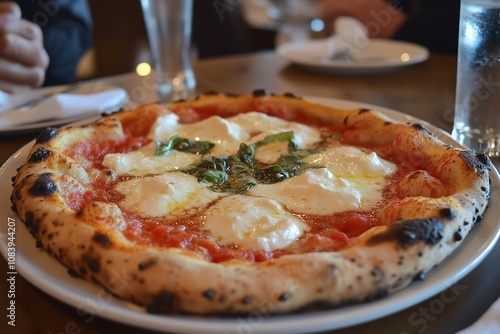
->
xmin=452 ymin=0 xmax=500 ymax=158
xmin=140 ymin=0 xmax=196 ymax=103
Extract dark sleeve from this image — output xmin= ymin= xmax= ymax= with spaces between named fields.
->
xmin=192 ymin=0 xmax=250 ymax=58
xmin=393 ymin=0 xmax=460 ymax=54
xmin=17 ymin=0 xmax=93 ymax=86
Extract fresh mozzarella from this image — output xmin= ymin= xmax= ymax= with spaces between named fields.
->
xmin=304 ymin=145 xmax=397 ymax=178
xmin=229 ymin=112 xmax=322 ymax=164
xmin=102 ymin=142 xmax=201 ymax=176
xmin=249 ymin=146 xmax=397 ymax=214
xmin=115 ymin=172 xmax=222 ymax=218
xmin=202 ymin=195 xmax=309 ymax=252
xmin=249 ymin=125 xmax=321 ymax=164
xmin=248 ymin=168 xmax=362 ymax=215
xmin=148 ymin=112 xmax=181 ymax=140
xmin=228 ymin=112 xmax=289 ymax=134
xmin=150 ymin=115 xmax=250 ymax=156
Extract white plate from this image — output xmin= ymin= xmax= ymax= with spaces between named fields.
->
xmin=0 ymin=83 xmax=127 ymax=136
xmin=277 ymin=39 xmax=430 ymax=74
xmin=0 ymin=98 xmax=499 ymax=334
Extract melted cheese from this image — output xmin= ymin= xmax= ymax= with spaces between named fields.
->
xmin=248 ymin=168 xmax=361 ymax=215
xmin=115 ymin=172 xmax=222 ymax=218
xmin=304 ymin=145 xmax=396 ymax=178
xmin=150 ymin=115 xmax=250 ymax=156
xmin=229 ymin=112 xmax=322 ymax=164
xmin=202 ymin=195 xmax=309 ymax=251
xmin=228 ymin=111 xmax=289 ymax=133
xmin=250 ymin=126 xmax=321 ymax=164
xmin=148 ymin=112 xmax=181 ymax=140
xmin=249 ymin=146 xmax=396 ymax=214
xmin=102 ymin=142 xmax=201 ymax=176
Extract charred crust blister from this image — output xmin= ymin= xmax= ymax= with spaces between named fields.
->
xmin=23 ymin=211 xmax=39 ymax=235
xmin=439 ymin=207 xmax=456 ymax=220
xmin=29 ymin=147 xmax=52 ymax=163
xmin=411 ymin=123 xmax=433 ymax=136
xmin=278 ymin=292 xmax=291 ymax=302
xmin=252 ymin=89 xmax=268 ymax=97
xmin=368 ymin=218 xmax=444 ymax=248
xmin=35 ymin=128 xmax=59 ymax=144
xmin=413 ymin=271 xmax=426 ymax=281
xmin=28 ymin=173 xmax=58 ymax=197
xmin=202 ymin=289 xmax=216 ymax=300
xmin=87 ymin=258 xmax=100 ymax=273
xmin=475 ymin=152 xmax=491 ymax=167
xmin=92 ymin=232 xmax=112 ymax=248
xmin=138 ymin=258 xmax=158 ymax=271
xmin=371 ymin=266 xmax=383 ymax=279
xmin=203 ymin=90 xmax=220 ymax=96
xmin=67 ymin=268 xmax=81 ymax=278
xmin=241 ymin=296 xmax=252 ymax=305
xmin=147 ymin=291 xmax=175 ymax=314
xmin=283 ymin=92 xmax=301 ymax=99
xmin=460 ymin=150 xmax=491 ymax=174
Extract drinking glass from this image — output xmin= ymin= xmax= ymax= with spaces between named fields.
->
xmin=140 ymin=0 xmax=196 ymax=103
xmin=268 ymin=0 xmax=323 ymax=46
xmin=452 ymin=0 xmax=500 ymax=158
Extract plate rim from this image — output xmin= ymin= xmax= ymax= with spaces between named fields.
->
xmin=0 ymin=96 xmax=499 ymax=334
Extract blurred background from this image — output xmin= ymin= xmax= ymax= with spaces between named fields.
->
xmin=77 ymin=0 xmax=281 ymax=80
xmin=77 ymin=0 xmax=330 ymax=81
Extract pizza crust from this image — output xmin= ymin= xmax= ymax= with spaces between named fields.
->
xmin=11 ymin=91 xmax=491 ymax=315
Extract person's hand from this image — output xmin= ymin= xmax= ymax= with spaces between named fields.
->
xmin=0 ymin=2 xmax=49 ymax=92
xmin=321 ymin=0 xmax=408 ymax=39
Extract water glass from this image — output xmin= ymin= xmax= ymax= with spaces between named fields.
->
xmin=140 ymin=0 xmax=196 ymax=103
xmin=452 ymin=0 xmax=500 ymax=157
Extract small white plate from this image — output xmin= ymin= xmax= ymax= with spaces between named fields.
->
xmin=277 ymin=39 xmax=430 ymax=74
xmin=0 ymin=97 xmax=498 ymax=334
xmin=0 ymin=83 xmax=127 ymax=136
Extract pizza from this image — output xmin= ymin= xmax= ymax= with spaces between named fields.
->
xmin=11 ymin=90 xmax=492 ymax=315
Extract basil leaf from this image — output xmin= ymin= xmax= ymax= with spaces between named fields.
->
xmin=254 ymin=131 xmax=295 ymax=148
xmin=155 ymin=135 xmax=215 ymax=156
xmin=181 ymin=130 xmax=324 ymax=194
xmin=237 ymin=143 xmax=255 ymax=167
xmin=199 ymin=170 xmax=228 ymax=184
xmin=234 ymin=176 xmax=258 ymax=194
xmin=155 ymin=135 xmax=180 ymax=156
xmin=254 ymin=165 xmax=289 ymax=183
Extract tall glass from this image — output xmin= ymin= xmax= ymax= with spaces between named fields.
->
xmin=140 ymin=0 xmax=196 ymax=103
xmin=452 ymin=0 xmax=500 ymax=157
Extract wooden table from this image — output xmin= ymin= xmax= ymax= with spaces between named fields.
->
xmin=1 ymin=51 xmax=499 ymax=334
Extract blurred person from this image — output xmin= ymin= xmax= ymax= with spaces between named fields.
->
xmin=321 ymin=0 xmax=460 ymax=53
xmin=192 ymin=0 xmax=250 ymax=58
xmin=0 ymin=0 xmax=92 ymax=92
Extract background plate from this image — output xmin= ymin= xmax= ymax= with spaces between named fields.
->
xmin=277 ymin=39 xmax=430 ymax=75
xmin=0 ymin=97 xmax=499 ymax=334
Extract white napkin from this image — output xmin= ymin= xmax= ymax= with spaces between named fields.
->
xmin=0 ymin=84 xmax=128 ymax=127
xmin=331 ymin=16 xmax=371 ymax=60
xmin=456 ymin=297 xmax=500 ymax=334
xmin=288 ymin=16 xmax=377 ymax=61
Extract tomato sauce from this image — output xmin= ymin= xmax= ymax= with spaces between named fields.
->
xmin=65 ymin=106 xmax=410 ymax=263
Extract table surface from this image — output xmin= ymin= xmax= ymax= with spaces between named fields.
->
xmin=1 ymin=51 xmax=499 ymax=334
